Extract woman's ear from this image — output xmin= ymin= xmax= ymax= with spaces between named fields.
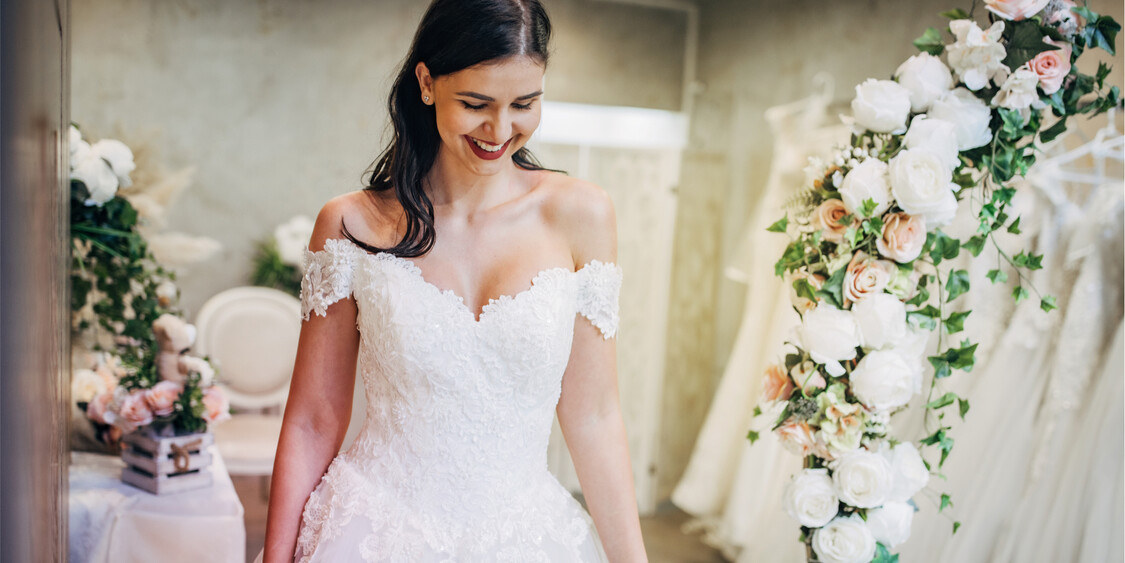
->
xmin=415 ymin=62 xmax=434 ymax=105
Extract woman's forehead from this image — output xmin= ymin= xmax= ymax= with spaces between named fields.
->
xmin=439 ymin=56 xmax=545 ymax=94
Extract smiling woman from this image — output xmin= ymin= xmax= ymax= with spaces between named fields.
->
xmin=258 ymin=1 xmax=647 ymax=562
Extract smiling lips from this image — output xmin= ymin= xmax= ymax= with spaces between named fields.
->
xmin=464 ymin=135 xmax=511 ymax=161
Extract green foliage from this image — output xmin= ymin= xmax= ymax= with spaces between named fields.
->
xmin=872 ymin=543 xmax=900 ymax=563
xmin=1001 ymin=20 xmax=1059 ymax=70
xmin=928 ymin=339 xmax=978 ymax=379
xmin=944 ymin=310 xmax=971 ymax=334
xmin=767 ymin=214 xmax=789 ymax=233
xmin=914 ymin=27 xmax=945 ymax=55
xmin=250 ymin=239 xmax=302 ymax=297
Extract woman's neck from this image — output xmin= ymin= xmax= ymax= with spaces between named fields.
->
xmin=424 ymin=149 xmax=519 ymax=217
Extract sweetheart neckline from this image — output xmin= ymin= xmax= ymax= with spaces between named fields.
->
xmin=323 ymin=237 xmax=617 ymax=325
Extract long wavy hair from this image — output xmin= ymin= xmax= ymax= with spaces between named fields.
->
xmin=344 ymin=0 xmax=556 ymax=257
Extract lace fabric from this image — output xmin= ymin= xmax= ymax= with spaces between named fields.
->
xmin=290 ymin=237 xmax=619 ymax=562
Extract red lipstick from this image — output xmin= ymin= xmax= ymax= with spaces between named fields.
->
xmin=464 ymin=135 xmax=510 ymax=161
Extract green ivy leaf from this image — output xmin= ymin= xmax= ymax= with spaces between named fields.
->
xmin=1006 ymin=217 xmax=1023 ymax=235
xmin=1040 ymin=295 xmax=1058 ymax=312
xmin=928 ymin=231 xmax=961 ymax=265
xmin=1012 ymin=250 xmax=1044 ymax=270
xmin=944 ymin=310 xmax=971 ymax=334
xmin=1013 ymin=286 xmax=1030 ymax=303
xmin=958 ymin=397 xmax=971 ymax=420
xmin=1040 ymin=117 xmax=1068 ymax=143
xmin=872 ymin=543 xmax=900 ymax=563
xmin=1002 ymin=20 xmax=1059 ymax=70
xmin=927 ymin=392 xmax=958 ymax=409
xmin=747 ymin=430 xmax=760 ymax=445
xmin=767 ymin=214 xmax=789 ymax=233
xmin=914 ymin=27 xmax=945 ymax=55
xmin=752 ymin=405 xmax=762 ymax=417
xmin=963 ymin=235 xmax=986 ymax=257
xmin=986 ymin=269 xmax=1009 ymax=284
xmin=940 ymin=8 xmax=970 ymax=19
xmin=908 ymin=305 xmax=941 ymax=331
xmin=940 ymin=493 xmax=954 ymax=512
xmin=859 ymin=198 xmax=878 ymax=218
xmin=816 ymin=267 xmax=847 ymax=309
xmin=946 ymin=269 xmax=970 ymax=302
xmin=953 ymin=521 xmax=962 ymax=535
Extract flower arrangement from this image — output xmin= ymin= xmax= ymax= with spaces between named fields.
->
xmin=70 ymin=124 xmax=228 ymax=444
xmin=749 ymin=2 xmax=1119 ymax=562
xmin=250 ymin=215 xmax=315 ymax=297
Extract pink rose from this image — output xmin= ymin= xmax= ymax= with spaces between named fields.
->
xmin=145 ymin=380 xmax=183 ymax=417
xmin=763 ymin=364 xmax=796 ymax=402
xmin=812 ymin=199 xmax=855 ymax=243
xmin=844 ymin=251 xmax=895 ymax=306
xmin=202 ymin=387 xmax=231 ymax=424
xmin=876 ymin=212 xmax=927 ymax=263
xmin=984 ymin=0 xmax=1049 ymax=20
xmin=117 ymin=390 xmax=154 ymax=429
xmin=86 ymin=392 xmax=114 ymax=425
xmin=778 ymin=420 xmax=830 ymax=458
xmin=1028 ymin=38 xmax=1072 ymax=95
xmin=786 ymin=269 xmax=826 ymax=313
xmin=791 ymin=360 xmax=827 ymax=393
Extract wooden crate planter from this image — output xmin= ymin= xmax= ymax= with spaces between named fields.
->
xmin=120 ymin=429 xmax=214 ymax=495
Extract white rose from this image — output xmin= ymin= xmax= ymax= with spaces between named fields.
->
xmin=71 ymin=368 xmax=108 ymax=403
xmin=866 ymin=501 xmax=915 ymax=548
xmin=784 ymin=469 xmax=840 ymax=528
xmin=929 ymin=88 xmax=994 ymax=151
xmin=797 ymin=305 xmax=861 ymax=377
xmin=89 ymin=139 xmax=136 ymax=189
xmin=851 ymin=79 xmax=912 ymax=134
xmin=275 ymin=215 xmax=316 ymax=267
xmin=851 ymin=349 xmax=919 ymax=412
xmin=947 ymin=20 xmax=1009 ymax=90
xmin=889 ymin=149 xmax=959 ymax=228
xmin=71 ymin=154 xmax=119 ymax=206
xmin=839 ymin=159 xmax=891 ymax=217
xmin=852 ymin=293 xmax=907 ymax=350
xmin=885 ymin=442 xmax=930 ymax=502
xmin=812 ymin=514 xmax=877 ymax=563
xmin=992 ymin=65 xmax=1042 ymax=110
xmin=832 ymin=449 xmax=894 ymax=508
xmin=894 ymin=53 xmax=953 ymax=112
xmin=904 ymin=115 xmax=961 ymax=170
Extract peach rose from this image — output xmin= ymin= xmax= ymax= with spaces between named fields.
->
xmin=202 ymin=387 xmax=231 ymax=424
xmin=145 ymin=380 xmax=183 ymax=417
xmin=844 ymin=251 xmax=895 ymax=306
xmin=763 ymin=364 xmax=796 ymax=402
xmin=117 ymin=390 xmax=154 ymax=429
xmin=985 ymin=0 xmax=1049 ymax=20
xmin=877 ymin=212 xmax=927 ymax=263
xmin=811 ymin=199 xmax=854 ymax=243
xmin=86 ymin=392 xmax=114 ymax=425
xmin=1028 ymin=38 xmax=1072 ymax=95
xmin=778 ymin=420 xmax=829 ymax=458
xmin=786 ymin=269 xmax=826 ymax=313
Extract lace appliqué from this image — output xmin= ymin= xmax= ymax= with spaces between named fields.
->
xmin=575 ymin=260 xmax=623 ymax=340
xmin=300 ymin=238 xmax=359 ymax=321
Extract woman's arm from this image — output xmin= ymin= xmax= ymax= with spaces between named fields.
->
xmin=554 ymin=180 xmax=648 ymax=563
xmin=262 ymin=200 xmax=361 ymax=563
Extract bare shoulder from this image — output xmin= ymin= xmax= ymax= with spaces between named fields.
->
xmin=309 ymin=190 xmax=397 ymax=252
xmin=535 ymin=171 xmax=617 ymax=267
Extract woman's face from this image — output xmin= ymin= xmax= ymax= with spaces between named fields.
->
xmin=417 ymin=56 xmax=545 ymax=177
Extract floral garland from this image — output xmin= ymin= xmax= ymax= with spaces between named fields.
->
xmin=748 ymin=2 xmax=1119 ymax=562
xmin=70 ymin=124 xmax=229 ymax=443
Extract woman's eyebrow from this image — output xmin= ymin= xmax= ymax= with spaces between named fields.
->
xmin=455 ymin=90 xmax=544 ymax=102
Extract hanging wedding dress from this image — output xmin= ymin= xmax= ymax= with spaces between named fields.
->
xmin=898 ymin=127 xmax=1125 ymax=563
xmin=670 ymin=77 xmax=850 ymax=561
xmin=252 ymin=237 xmax=623 ymax=562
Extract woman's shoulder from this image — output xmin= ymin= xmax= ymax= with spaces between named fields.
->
xmin=533 ymin=170 xmax=617 ymax=266
xmin=310 ymin=190 xmax=398 ymax=252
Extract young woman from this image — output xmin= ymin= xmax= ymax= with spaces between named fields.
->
xmin=257 ymin=0 xmax=647 ymax=561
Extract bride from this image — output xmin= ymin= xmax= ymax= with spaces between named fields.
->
xmin=256 ymin=1 xmax=647 ymax=561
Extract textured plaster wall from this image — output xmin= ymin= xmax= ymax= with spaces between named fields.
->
xmin=71 ymin=0 xmax=686 ymax=315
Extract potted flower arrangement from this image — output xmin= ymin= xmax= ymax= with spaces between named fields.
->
xmin=70 ymin=124 xmax=230 ymax=494
xmin=750 ymin=1 xmax=1119 ymax=562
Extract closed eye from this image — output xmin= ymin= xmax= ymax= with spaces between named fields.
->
xmin=512 ymin=102 xmax=533 ymax=111
xmin=459 ymin=100 xmax=487 ymax=111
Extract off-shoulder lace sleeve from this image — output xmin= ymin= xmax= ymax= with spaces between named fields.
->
xmin=574 ymin=260 xmax=623 ymax=340
xmin=300 ymin=238 xmax=360 ymax=321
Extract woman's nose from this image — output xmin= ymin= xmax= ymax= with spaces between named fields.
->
xmin=484 ymin=109 xmax=513 ymax=142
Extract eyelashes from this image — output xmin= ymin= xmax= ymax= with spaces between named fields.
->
xmin=458 ymin=100 xmax=534 ymax=111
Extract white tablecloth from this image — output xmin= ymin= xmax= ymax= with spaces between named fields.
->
xmin=69 ymin=444 xmax=246 ymax=563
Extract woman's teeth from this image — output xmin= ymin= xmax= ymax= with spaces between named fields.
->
xmin=471 ymin=137 xmax=504 ymax=152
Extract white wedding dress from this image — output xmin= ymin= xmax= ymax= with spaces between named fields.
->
xmin=253 ymin=237 xmax=621 ymax=562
